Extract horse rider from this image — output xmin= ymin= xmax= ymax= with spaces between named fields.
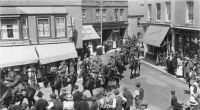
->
xmin=6 ymin=66 xmax=24 ymax=103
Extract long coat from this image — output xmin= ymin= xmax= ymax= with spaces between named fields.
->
xmin=123 ymin=90 xmax=133 ymax=108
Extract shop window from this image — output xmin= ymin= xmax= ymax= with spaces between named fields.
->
xmin=102 ymin=9 xmax=107 ymax=22
xmin=55 ymin=17 xmax=65 ymax=38
xmin=114 ymin=9 xmax=118 ymax=21
xmin=96 ymin=9 xmax=100 ymax=21
xmin=22 ymin=17 xmax=29 ymax=40
xmin=156 ymin=3 xmax=161 ymax=21
xmin=165 ymin=2 xmax=171 ymax=22
xmin=147 ymin=4 xmax=152 ymax=21
xmin=37 ymin=17 xmax=50 ymax=37
xmin=147 ymin=45 xmax=154 ymax=54
xmin=186 ymin=1 xmax=193 ymax=23
xmin=82 ymin=9 xmax=86 ymax=23
xmin=0 ymin=18 xmax=20 ymax=40
xmin=120 ymin=9 xmax=124 ymax=21
xmin=137 ymin=18 xmax=141 ymax=27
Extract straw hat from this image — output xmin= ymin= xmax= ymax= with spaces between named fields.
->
xmin=189 ymin=96 xmax=198 ymax=106
xmin=65 ymin=94 xmax=73 ymax=101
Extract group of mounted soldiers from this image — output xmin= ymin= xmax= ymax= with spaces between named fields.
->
xmin=0 ymin=37 xmax=142 ymax=109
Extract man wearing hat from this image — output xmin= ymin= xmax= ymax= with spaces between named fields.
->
xmin=63 ymin=93 xmax=74 ymax=110
xmin=73 ymin=85 xmax=83 ymax=110
xmin=112 ymin=89 xmax=127 ymax=110
xmin=169 ymin=90 xmax=182 ymax=110
xmin=47 ymin=93 xmax=63 ymax=110
xmin=6 ymin=66 xmax=24 ymax=103
xmin=133 ymin=82 xmax=144 ymax=109
xmin=35 ymin=91 xmax=49 ymax=110
xmin=78 ymin=94 xmax=89 ymax=110
xmin=59 ymin=87 xmax=68 ymax=102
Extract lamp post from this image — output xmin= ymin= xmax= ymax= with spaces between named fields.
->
xmin=97 ymin=0 xmax=103 ymax=45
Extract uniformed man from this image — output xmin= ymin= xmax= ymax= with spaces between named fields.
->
xmin=7 ymin=66 xmax=23 ymax=103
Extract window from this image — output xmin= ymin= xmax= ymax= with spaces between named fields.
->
xmin=102 ymin=9 xmax=107 ymax=21
xmin=0 ymin=18 xmax=19 ymax=40
xmin=96 ymin=9 xmax=100 ymax=21
xmin=156 ymin=3 xmax=161 ymax=21
xmin=120 ymin=9 xmax=124 ymax=21
xmin=147 ymin=4 xmax=152 ymax=21
xmin=114 ymin=9 xmax=118 ymax=21
xmin=22 ymin=17 xmax=28 ymax=39
xmin=165 ymin=2 xmax=171 ymax=21
xmin=147 ymin=45 xmax=154 ymax=54
xmin=55 ymin=17 xmax=65 ymax=38
xmin=137 ymin=18 xmax=141 ymax=27
xmin=82 ymin=9 xmax=86 ymax=22
xmin=186 ymin=1 xmax=193 ymax=23
xmin=37 ymin=17 xmax=50 ymax=37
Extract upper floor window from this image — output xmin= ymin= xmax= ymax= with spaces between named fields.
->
xmin=0 ymin=18 xmax=20 ymax=40
xmin=102 ymin=9 xmax=107 ymax=22
xmin=96 ymin=9 xmax=100 ymax=21
xmin=165 ymin=2 xmax=171 ymax=22
xmin=82 ymin=9 xmax=86 ymax=22
xmin=137 ymin=18 xmax=141 ymax=27
xmin=120 ymin=9 xmax=124 ymax=21
xmin=114 ymin=9 xmax=118 ymax=21
xmin=55 ymin=17 xmax=65 ymax=38
xmin=147 ymin=4 xmax=152 ymax=21
xmin=37 ymin=17 xmax=50 ymax=37
xmin=186 ymin=1 xmax=193 ymax=23
xmin=156 ymin=3 xmax=161 ymax=21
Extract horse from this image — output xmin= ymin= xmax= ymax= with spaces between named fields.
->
xmin=0 ymin=81 xmax=36 ymax=109
xmin=129 ymin=56 xmax=141 ymax=78
xmin=61 ymin=73 xmax=77 ymax=93
xmin=43 ymin=73 xmax=62 ymax=96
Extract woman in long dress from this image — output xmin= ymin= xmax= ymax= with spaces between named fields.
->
xmin=176 ymin=56 xmax=183 ymax=77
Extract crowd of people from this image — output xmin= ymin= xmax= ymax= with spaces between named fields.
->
xmin=5 ymin=82 xmax=145 ymax=110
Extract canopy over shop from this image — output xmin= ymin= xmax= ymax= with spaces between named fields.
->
xmin=35 ymin=43 xmax=78 ymax=64
xmin=141 ymin=25 xmax=170 ymax=47
xmin=0 ymin=42 xmax=78 ymax=68
xmin=0 ymin=46 xmax=38 ymax=68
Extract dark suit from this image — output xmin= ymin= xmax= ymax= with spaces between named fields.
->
xmin=35 ymin=98 xmax=49 ymax=110
xmin=79 ymin=100 xmax=89 ymax=110
xmin=123 ymin=90 xmax=133 ymax=110
xmin=73 ymin=91 xmax=83 ymax=110
xmin=171 ymin=95 xmax=182 ymax=110
xmin=59 ymin=93 xmax=67 ymax=102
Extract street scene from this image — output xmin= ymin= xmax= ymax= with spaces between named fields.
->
xmin=0 ymin=0 xmax=200 ymax=110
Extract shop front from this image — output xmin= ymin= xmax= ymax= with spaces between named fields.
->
xmin=173 ymin=27 xmax=200 ymax=60
xmin=141 ymin=25 xmax=171 ymax=64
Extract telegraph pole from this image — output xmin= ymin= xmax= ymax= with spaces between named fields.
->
xmin=100 ymin=0 xmax=103 ymax=45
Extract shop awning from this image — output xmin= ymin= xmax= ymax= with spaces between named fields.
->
xmin=36 ymin=43 xmax=78 ymax=64
xmin=82 ymin=25 xmax=101 ymax=40
xmin=141 ymin=25 xmax=169 ymax=47
xmin=0 ymin=46 xmax=38 ymax=68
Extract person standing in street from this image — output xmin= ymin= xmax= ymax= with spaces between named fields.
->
xmin=122 ymin=87 xmax=133 ymax=110
xmin=133 ymin=82 xmax=144 ymax=109
xmin=47 ymin=93 xmax=63 ymax=110
xmin=169 ymin=90 xmax=183 ymax=110
xmin=34 ymin=91 xmax=49 ymax=110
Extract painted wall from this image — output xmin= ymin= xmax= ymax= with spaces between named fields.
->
xmin=82 ymin=0 xmax=128 ymax=24
xmin=0 ymin=0 xmax=82 ymax=48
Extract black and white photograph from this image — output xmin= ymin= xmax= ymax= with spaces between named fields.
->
xmin=0 ymin=0 xmax=200 ymax=110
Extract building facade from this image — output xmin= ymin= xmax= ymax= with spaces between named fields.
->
xmin=82 ymin=0 xmax=128 ymax=51
xmin=141 ymin=0 xmax=200 ymax=61
xmin=0 ymin=0 xmax=82 ymax=67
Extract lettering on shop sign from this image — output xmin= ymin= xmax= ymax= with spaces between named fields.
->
xmin=149 ymin=29 xmax=162 ymax=35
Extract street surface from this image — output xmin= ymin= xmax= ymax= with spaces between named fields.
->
xmin=19 ymin=51 xmax=190 ymax=110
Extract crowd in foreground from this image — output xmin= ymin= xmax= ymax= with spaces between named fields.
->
xmin=4 ymin=82 xmax=146 ymax=110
